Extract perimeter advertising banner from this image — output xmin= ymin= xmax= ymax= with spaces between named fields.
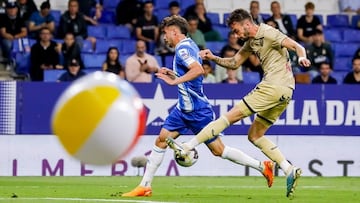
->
xmin=0 ymin=135 xmax=359 ymax=177
xmin=9 ymin=82 xmax=360 ymax=136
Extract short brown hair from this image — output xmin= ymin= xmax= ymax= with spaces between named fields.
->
xmin=227 ymin=9 xmax=253 ymax=26
xmin=161 ymin=15 xmax=189 ymax=35
xmin=305 ymin=2 xmax=315 ymax=10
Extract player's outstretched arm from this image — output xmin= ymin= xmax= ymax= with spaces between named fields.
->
xmin=281 ymin=37 xmax=311 ymax=67
xmin=155 ymin=62 xmax=204 ymax=85
xmin=200 ymin=49 xmax=251 ymax=70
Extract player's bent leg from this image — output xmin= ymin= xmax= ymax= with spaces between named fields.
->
xmin=122 ymin=129 xmax=179 ymax=197
xmin=207 ymin=138 xmax=274 ymax=187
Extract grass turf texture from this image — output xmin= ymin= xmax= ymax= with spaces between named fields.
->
xmin=0 ymin=176 xmax=359 ymax=203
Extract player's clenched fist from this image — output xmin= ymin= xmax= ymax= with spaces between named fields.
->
xmin=199 ymin=49 xmax=215 ymax=60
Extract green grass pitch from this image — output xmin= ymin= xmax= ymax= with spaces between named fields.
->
xmin=0 ymin=176 xmax=359 ymax=203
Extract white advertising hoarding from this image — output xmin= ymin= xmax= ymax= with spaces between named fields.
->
xmin=0 ymin=135 xmax=359 ymax=177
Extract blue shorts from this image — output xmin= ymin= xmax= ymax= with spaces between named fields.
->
xmin=163 ymin=107 xmax=218 ymax=144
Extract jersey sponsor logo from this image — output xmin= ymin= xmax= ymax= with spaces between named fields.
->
xmin=179 ymin=48 xmax=190 ymax=60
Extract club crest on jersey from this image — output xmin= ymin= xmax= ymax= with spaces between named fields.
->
xmin=179 ymin=48 xmax=190 ymax=60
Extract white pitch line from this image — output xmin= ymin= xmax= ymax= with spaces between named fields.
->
xmin=0 ymin=197 xmax=180 ymax=203
xmin=175 ymin=185 xmax=335 ymax=189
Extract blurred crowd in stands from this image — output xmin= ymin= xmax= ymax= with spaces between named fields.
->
xmin=0 ymin=0 xmax=359 ymax=84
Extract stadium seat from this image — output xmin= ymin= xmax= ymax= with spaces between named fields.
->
xmin=206 ymin=41 xmax=226 ymax=55
xmin=156 ymin=9 xmax=170 ymax=22
xmin=213 ymin=25 xmax=230 ymax=41
xmin=12 ymin=38 xmax=33 ymax=55
xmin=106 ymin=25 xmax=131 ymax=39
xmin=180 ymin=0 xmax=193 ymax=10
xmin=331 ymin=71 xmax=347 ymax=84
xmin=242 ymin=71 xmax=261 ymax=84
xmin=98 ymin=10 xmax=116 ymax=24
xmin=333 ymin=57 xmax=352 ymax=71
xmin=87 ymin=25 xmax=106 ymax=39
xmin=155 ymin=55 xmax=163 ymax=67
xmin=343 ymin=29 xmax=360 ymax=43
xmin=288 ymin=14 xmax=297 ymax=30
xmin=53 ymin=38 xmax=63 ymax=44
xmin=333 ymin=43 xmax=358 ymax=57
xmin=14 ymin=52 xmax=30 ymax=76
xmin=323 ymin=29 xmax=342 ymax=43
xmin=102 ymin=0 xmax=121 ymax=10
xmin=315 ymin=14 xmax=324 ymax=25
xmin=50 ymin=10 xmax=61 ymax=26
xmin=81 ymin=39 xmax=94 ymax=53
xmin=326 ymin=15 xmax=349 ymax=28
xmin=44 ymin=70 xmax=66 ymax=82
xmin=120 ymin=54 xmax=131 ymax=64
xmin=207 ymin=12 xmax=220 ymax=25
xmin=223 ymin=13 xmax=230 ymax=25
xmin=155 ymin=0 xmax=178 ymax=9
xmin=82 ymin=53 xmax=106 ymax=69
xmin=261 ymin=13 xmax=271 ymax=21
xmin=94 ymin=39 xmax=110 ymax=54
xmin=351 ymin=15 xmax=360 ymax=28
xmin=95 ymin=39 xmax=122 ymax=54
xmin=164 ymin=55 xmax=174 ymax=68
xmin=120 ymin=39 xmax=137 ymax=55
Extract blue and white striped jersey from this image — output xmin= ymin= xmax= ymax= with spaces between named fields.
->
xmin=173 ymin=38 xmax=211 ymax=112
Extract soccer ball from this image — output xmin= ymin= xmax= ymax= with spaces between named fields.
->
xmin=51 ymin=71 xmax=147 ymax=165
xmin=174 ymin=148 xmax=199 ymax=167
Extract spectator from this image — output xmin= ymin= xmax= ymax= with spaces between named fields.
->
xmin=222 ymin=69 xmax=242 ymax=84
xmin=202 ymin=60 xmax=215 ymax=83
xmin=306 ymin=29 xmax=333 ymax=76
xmin=343 ymin=57 xmax=360 ymax=84
xmin=193 ymin=2 xmax=222 ymax=41
xmin=296 ymin=2 xmax=322 ymax=44
xmin=125 ymin=40 xmax=159 ymax=83
xmin=60 ymin=32 xmax=84 ymax=70
xmin=168 ymin=1 xmax=180 ymax=16
xmin=311 ymin=62 xmax=337 ymax=84
xmin=250 ymin=0 xmax=264 ymax=25
xmin=220 ymin=31 xmax=262 ymax=76
xmin=339 ymin=0 xmax=360 ymax=14
xmin=183 ymin=0 xmax=203 ymax=19
xmin=0 ymin=1 xmax=27 ymax=67
xmin=220 ymin=31 xmax=241 ymax=56
xmin=28 ymin=0 xmax=55 ymax=39
xmin=266 ymin=18 xmax=279 ymax=29
xmin=156 ymin=1 xmax=180 ymax=56
xmin=57 ymin=58 xmax=86 ymax=82
xmin=187 ymin=15 xmax=206 ymax=50
xmin=58 ymin=0 xmax=96 ymax=48
xmin=116 ymin=0 xmax=143 ymax=31
xmin=215 ymin=47 xmax=243 ymax=83
xmin=266 ymin=1 xmax=296 ymax=39
xmin=30 ymin=27 xmax=61 ymax=81
xmin=135 ymin=1 xmax=159 ymax=54
xmin=17 ymin=0 xmax=38 ymax=22
xmin=102 ymin=47 xmax=125 ymax=79
xmin=78 ymin=0 xmax=102 ymax=25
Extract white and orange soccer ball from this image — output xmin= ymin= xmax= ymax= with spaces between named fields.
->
xmin=51 ymin=71 xmax=146 ymax=165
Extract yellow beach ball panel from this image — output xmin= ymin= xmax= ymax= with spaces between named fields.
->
xmin=51 ymin=71 xmax=146 ymax=165
xmin=73 ymin=96 xmax=139 ymax=165
xmin=52 ymin=85 xmax=121 ymax=156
